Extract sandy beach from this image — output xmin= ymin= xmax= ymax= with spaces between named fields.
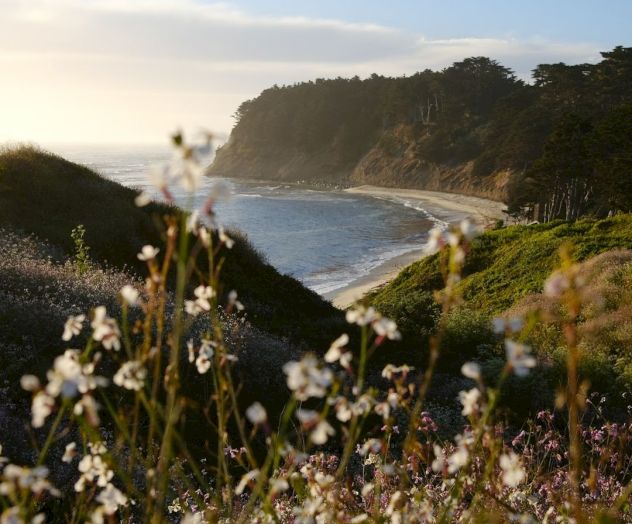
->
xmin=325 ymin=185 xmax=506 ymax=309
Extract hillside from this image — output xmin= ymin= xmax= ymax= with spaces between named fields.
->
xmin=367 ymin=216 xmax=632 ymax=405
xmin=0 ymin=146 xmax=343 ymax=345
xmin=210 ymin=47 xmax=632 ymax=218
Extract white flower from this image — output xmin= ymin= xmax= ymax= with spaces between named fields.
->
xmin=185 ymin=285 xmax=215 ymax=316
xmin=447 ymin=443 xmax=469 ymax=474
xmin=426 ymin=228 xmax=446 ymax=254
xmin=91 ymin=307 xmax=121 ymax=351
xmin=372 ymin=317 xmax=401 ymax=341
xmin=345 ymin=305 xmax=379 ymax=326
xmin=282 ymin=355 xmax=332 ymax=401
xmin=459 ymin=388 xmax=481 ymax=417
xmin=20 ymin=374 xmax=40 ymax=392
xmin=62 ymin=442 xmax=77 ymax=463
xmin=219 ymin=227 xmax=234 ymax=249
xmin=334 ymin=397 xmax=352 ymax=422
xmin=499 ymin=451 xmax=526 ymax=487
xmin=544 ymin=271 xmax=569 ymax=298
xmin=75 ymin=445 xmax=113 ymax=492
xmin=245 ymin=402 xmax=267 ymax=425
xmin=137 ymin=245 xmax=160 ymax=262
xmin=198 ymin=226 xmax=211 ymax=248
xmin=45 ymin=350 xmax=104 ymax=398
xmin=460 ymin=219 xmax=481 ymax=240
xmin=96 ymin=483 xmax=128 ymax=515
xmin=310 ymin=420 xmax=335 ymax=445
xmin=195 ymin=340 xmax=214 ymax=374
xmin=461 ymin=362 xmax=481 ymax=381
xmin=134 ymin=191 xmax=152 ymax=207
xmin=358 ymin=439 xmax=382 ymax=456
xmin=431 ymin=444 xmax=446 ymax=473
xmin=235 ymin=469 xmax=259 ymax=495
xmin=186 ymin=210 xmax=200 ymax=233
xmin=0 ymin=464 xmax=59 ymax=497
xmin=120 ymin=285 xmax=139 ymax=306
xmin=324 ymin=334 xmax=351 ymax=366
xmin=505 ymin=340 xmax=537 ymax=377
xmin=31 ymin=392 xmax=55 ymax=428
xmin=381 ymin=364 xmax=414 ymax=380
xmin=62 ymin=314 xmax=85 ymax=341
xmin=228 ymin=290 xmax=245 ymax=311
xmin=352 ymin=394 xmax=374 ymax=416
xmin=113 ymin=361 xmax=146 ymax=391
xmin=270 ymin=478 xmax=289 ymax=495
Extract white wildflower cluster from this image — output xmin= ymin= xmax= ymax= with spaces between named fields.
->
xmin=499 ymin=451 xmax=526 ymax=488
xmin=72 ymin=442 xmax=128 ymax=517
xmin=218 ymin=227 xmax=234 ymax=249
xmin=382 ymin=364 xmax=414 ymax=381
xmin=505 ymin=340 xmax=537 ymax=377
xmin=459 ymin=388 xmax=482 ymax=417
xmin=0 ymin=463 xmax=60 ymax=498
xmin=283 ymin=355 xmax=333 ymax=401
xmin=296 ymin=409 xmax=336 ymax=445
xmin=91 ymin=306 xmax=121 ymax=351
xmin=235 ymin=469 xmax=260 ymax=495
xmin=426 ymin=219 xmax=481 ymax=254
xmin=346 ymin=306 xmax=401 ymax=340
xmin=246 ymin=402 xmax=267 ymax=426
xmin=185 ymin=285 xmax=216 ymax=316
xmin=137 ymin=245 xmax=160 ymax=262
xmin=113 ymin=360 xmax=147 ymax=391
xmin=432 ymin=431 xmax=474 ymax=475
xmin=492 ymin=314 xmax=537 ymax=376
xmin=188 ymin=338 xmax=216 ymax=374
xmin=74 ymin=442 xmax=113 ymax=492
xmin=137 ymin=131 xmax=215 ymax=204
xmin=62 ymin=314 xmax=85 ymax=341
xmin=26 ymin=349 xmax=106 ymax=428
xmin=227 ymin=290 xmax=245 ymax=311
xmin=119 ymin=284 xmax=139 ymax=306
xmin=324 ymin=333 xmax=352 ymax=367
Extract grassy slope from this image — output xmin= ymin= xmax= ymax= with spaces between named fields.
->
xmin=0 ymin=146 xmax=343 ymax=345
xmin=368 ymin=216 xmax=632 ymax=414
xmin=369 ymin=215 xmax=632 ymax=372
xmin=372 ymin=215 xmax=632 ymax=320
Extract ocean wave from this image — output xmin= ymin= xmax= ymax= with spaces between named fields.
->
xmin=304 ymin=242 xmax=425 ymax=295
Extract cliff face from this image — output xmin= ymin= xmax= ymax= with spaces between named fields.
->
xmin=348 ymin=125 xmax=510 ymax=201
xmin=210 ymin=124 xmax=510 ymax=201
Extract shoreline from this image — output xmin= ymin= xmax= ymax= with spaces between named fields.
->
xmin=325 ymin=185 xmax=506 ymax=309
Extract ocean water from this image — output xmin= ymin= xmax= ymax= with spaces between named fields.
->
xmin=49 ymin=144 xmax=448 ymax=295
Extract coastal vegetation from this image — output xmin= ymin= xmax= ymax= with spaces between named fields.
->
xmin=0 ymin=137 xmax=631 ymax=521
xmin=211 ymin=46 xmax=632 ymax=221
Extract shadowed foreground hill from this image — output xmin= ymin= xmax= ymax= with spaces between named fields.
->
xmin=0 ymin=146 xmax=343 ymax=345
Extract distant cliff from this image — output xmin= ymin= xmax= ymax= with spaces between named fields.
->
xmin=210 ymin=47 xmax=632 ymax=216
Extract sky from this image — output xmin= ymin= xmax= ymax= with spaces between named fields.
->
xmin=0 ymin=0 xmax=630 ymax=145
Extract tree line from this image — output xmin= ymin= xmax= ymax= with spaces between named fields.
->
xmin=229 ymin=46 xmax=632 ymax=221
